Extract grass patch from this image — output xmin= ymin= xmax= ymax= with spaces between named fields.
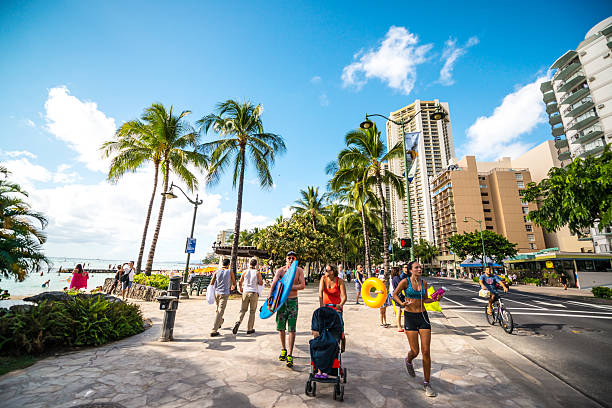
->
xmin=0 ymin=355 xmax=38 ymax=376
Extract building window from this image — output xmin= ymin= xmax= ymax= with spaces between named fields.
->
xmin=481 ymin=192 xmax=488 ymax=196
xmin=486 ymin=226 xmax=494 ymax=230
xmin=526 ymin=225 xmax=533 ymax=232
xmin=518 ymin=189 xmax=525 ymax=196
xmin=523 ymin=216 xmax=528 ymax=222
xmin=515 ymin=173 xmax=523 ymax=181
xmin=529 ymin=243 xmax=537 ymax=250
xmin=484 ymin=217 xmax=492 ymax=221
xmin=484 ymin=209 xmax=491 ymax=213
xmin=480 ymin=184 xmax=487 ymax=188
xmin=527 ymin=234 xmax=535 ymax=242
xmin=482 ymin=200 xmax=490 ymax=204
xmin=522 ymin=206 xmax=529 ymax=214
xmin=517 ymin=181 xmax=525 ymax=188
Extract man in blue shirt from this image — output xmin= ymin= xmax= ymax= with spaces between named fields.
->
xmin=479 ymin=267 xmax=508 ymax=315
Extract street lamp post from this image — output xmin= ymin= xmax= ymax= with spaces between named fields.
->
xmin=360 ymin=105 xmax=447 ymax=261
xmin=464 ymin=216 xmax=487 ymax=269
xmin=162 ymin=182 xmax=204 ymax=299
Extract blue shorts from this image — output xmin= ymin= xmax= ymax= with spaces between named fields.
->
xmin=122 ymin=281 xmax=132 ymax=290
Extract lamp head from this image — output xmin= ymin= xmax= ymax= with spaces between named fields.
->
xmin=360 ymin=116 xmax=374 ymax=130
xmin=430 ymin=106 xmax=447 ymax=121
xmin=161 ymin=187 xmax=177 ymax=199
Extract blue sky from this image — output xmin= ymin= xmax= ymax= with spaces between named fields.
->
xmin=0 ymin=1 xmax=610 ymax=262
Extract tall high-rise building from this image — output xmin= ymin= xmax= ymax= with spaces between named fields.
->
xmin=386 ymin=100 xmax=455 ymax=244
xmin=540 ymin=16 xmax=612 ymax=163
xmin=539 ymin=17 xmax=612 ymax=253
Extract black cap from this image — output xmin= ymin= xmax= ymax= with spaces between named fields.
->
xmin=286 ymin=251 xmax=297 ymax=258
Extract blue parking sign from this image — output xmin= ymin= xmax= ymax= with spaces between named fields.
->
xmin=185 ymin=238 xmax=196 ymax=253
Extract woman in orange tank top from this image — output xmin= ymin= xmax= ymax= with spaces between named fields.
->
xmin=318 ymin=264 xmax=347 ymax=352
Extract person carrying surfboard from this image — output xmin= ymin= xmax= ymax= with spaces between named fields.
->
xmin=272 ymin=250 xmax=305 ymax=368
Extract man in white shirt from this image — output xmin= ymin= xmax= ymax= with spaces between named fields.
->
xmin=121 ymin=261 xmax=135 ymax=300
xmin=338 ymin=263 xmax=345 ymax=280
xmin=233 ymin=257 xmax=264 ymax=335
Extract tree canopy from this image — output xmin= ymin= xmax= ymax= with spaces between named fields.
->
xmin=523 ymin=147 xmax=612 ymax=235
xmin=448 ymin=230 xmax=517 ymax=265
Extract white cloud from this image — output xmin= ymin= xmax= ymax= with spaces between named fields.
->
xmin=53 ymin=164 xmax=81 ymax=184
xmin=462 ymin=75 xmax=550 ymax=160
xmin=3 ymin=158 xmax=52 ymax=188
xmin=44 ymin=86 xmax=116 ymax=173
xmin=319 ymin=93 xmax=329 ymax=107
xmin=341 ymin=26 xmax=433 ymax=95
xmin=311 ymin=76 xmax=322 ymax=84
xmin=1 ymin=150 xmax=37 ymax=159
xmin=281 ymin=205 xmax=295 ymax=219
xmin=438 ymin=36 xmax=479 ymax=86
xmin=25 ymin=119 xmax=36 ymax=128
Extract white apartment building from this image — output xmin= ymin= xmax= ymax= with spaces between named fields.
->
xmin=215 ymin=229 xmax=234 ymax=245
xmin=386 ymin=100 xmax=455 ymax=244
xmin=540 ymin=16 xmax=612 ymax=253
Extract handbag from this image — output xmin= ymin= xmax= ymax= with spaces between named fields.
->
xmin=206 ymin=282 xmax=216 ymax=305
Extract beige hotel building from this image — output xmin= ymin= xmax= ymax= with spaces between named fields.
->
xmin=432 ymin=156 xmax=546 ymax=269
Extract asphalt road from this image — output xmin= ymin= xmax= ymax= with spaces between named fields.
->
xmin=428 ymin=277 xmax=612 ymax=408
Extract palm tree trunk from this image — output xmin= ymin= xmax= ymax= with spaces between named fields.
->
xmin=360 ymin=200 xmax=372 ymax=277
xmin=145 ymin=159 xmax=169 ymax=275
xmin=137 ymin=161 xmax=159 ymax=274
xmin=230 ymin=147 xmax=246 ymax=276
xmin=375 ymin=172 xmax=390 ymax=279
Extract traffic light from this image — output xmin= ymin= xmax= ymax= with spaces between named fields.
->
xmin=400 ymin=238 xmax=412 ymax=248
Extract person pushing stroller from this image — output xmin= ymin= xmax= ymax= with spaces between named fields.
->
xmin=318 ymin=264 xmax=347 ymax=352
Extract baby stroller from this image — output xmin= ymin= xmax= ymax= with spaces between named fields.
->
xmin=306 ymin=305 xmax=347 ymax=401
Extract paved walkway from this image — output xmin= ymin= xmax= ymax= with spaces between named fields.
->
xmin=1 ymin=284 xmax=543 ymax=407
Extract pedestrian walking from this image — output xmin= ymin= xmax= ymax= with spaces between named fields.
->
xmin=210 ymin=259 xmax=236 ymax=337
xmin=392 ymin=261 xmax=440 ymax=398
xmin=390 ymin=266 xmax=404 ymax=332
xmin=560 ymin=273 xmax=568 ymax=290
xmin=273 ymin=250 xmax=305 ymax=368
xmin=318 ymin=263 xmax=347 ymax=351
xmin=378 ymin=273 xmax=391 ymax=327
xmin=354 ymin=264 xmax=365 ymax=304
xmin=109 ymin=264 xmax=123 ymax=294
xmin=233 ymin=258 xmax=263 ymax=335
xmin=121 ymin=261 xmax=135 ymax=300
xmin=337 ymin=263 xmax=345 ymax=280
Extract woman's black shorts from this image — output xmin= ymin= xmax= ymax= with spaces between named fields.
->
xmin=404 ymin=311 xmax=431 ymax=331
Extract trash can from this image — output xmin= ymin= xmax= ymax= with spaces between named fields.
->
xmin=168 ymin=276 xmax=181 ymax=298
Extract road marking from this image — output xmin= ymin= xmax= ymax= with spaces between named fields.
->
xmin=442 ymin=296 xmax=464 ymax=306
xmin=447 ymin=310 xmax=612 ymax=319
xmin=566 ymin=300 xmax=612 ymax=311
xmin=504 ymin=298 xmax=546 ymax=309
xmin=471 ymin=297 xmax=489 ymax=304
xmin=534 ymin=300 xmax=566 ymax=308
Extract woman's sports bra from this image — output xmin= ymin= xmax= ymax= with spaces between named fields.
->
xmin=404 ymin=277 xmax=426 ymax=299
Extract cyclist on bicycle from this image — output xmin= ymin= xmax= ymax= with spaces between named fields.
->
xmin=479 ymin=267 xmax=508 ymax=315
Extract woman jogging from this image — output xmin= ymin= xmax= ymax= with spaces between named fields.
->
xmin=392 ymin=261 xmax=439 ymax=398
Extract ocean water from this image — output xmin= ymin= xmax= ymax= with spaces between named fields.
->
xmin=1 ymin=257 xmax=200 ymax=296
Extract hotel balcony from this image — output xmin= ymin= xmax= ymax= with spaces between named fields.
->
xmin=553 ymin=62 xmax=581 ymax=82
xmin=540 ymin=81 xmax=553 ymax=93
xmin=552 ymin=125 xmax=565 ymax=137
xmin=573 ymin=130 xmax=603 ymax=145
xmin=546 ymin=102 xmax=559 ymax=115
xmin=560 ymin=87 xmax=589 ymax=106
xmin=566 ymin=99 xmax=594 ymax=118
xmin=557 ymin=73 xmax=586 ymax=94
xmin=567 ymin=114 xmax=598 ymax=132
xmin=558 ymin=151 xmax=571 ymax=161
xmin=551 ymin=50 xmax=578 ymax=70
xmin=543 ymin=91 xmax=556 ymax=103
xmin=578 ymin=144 xmax=606 ymax=158
xmin=554 ymin=138 xmax=568 ymax=149
xmin=548 ymin=114 xmax=562 ymax=126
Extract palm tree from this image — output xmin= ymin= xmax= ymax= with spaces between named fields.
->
xmin=101 ymin=119 xmax=161 ymax=274
xmin=144 ymin=104 xmax=206 ymax=275
xmin=414 ymin=239 xmax=439 ymax=269
xmin=0 ymin=166 xmax=49 ymax=281
xmin=338 ymin=125 xmax=404 ymax=278
xmin=198 ymin=100 xmax=286 ymax=276
xmin=291 ymin=186 xmax=328 ymax=231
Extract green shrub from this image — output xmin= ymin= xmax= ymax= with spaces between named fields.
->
xmin=133 ymin=273 xmax=169 ymax=290
xmin=592 ymin=286 xmax=612 ymax=299
xmin=472 ymin=276 xmax=480 ymax=283
xmin=521 ymin=277 xmax=540 ymax=284
xmin=0 ymin=297 xmax=144 ymax=355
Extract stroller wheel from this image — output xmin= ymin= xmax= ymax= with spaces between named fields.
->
xmin=305 ymin=381 xmax=312 ymax=396
xmin=311 ymin=381 xmax=316 ymax=396
xmin=342 ymin=367 xmax=347 ymax=383
xmin=333 ymin=383 xmax=344 ymax=401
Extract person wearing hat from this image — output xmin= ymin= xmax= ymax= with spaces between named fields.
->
xmin=271 ymin=250 xmax=305 ymax=368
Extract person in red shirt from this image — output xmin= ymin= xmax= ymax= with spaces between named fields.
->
xmin=318 ymin=264 xmax=347 ymax=351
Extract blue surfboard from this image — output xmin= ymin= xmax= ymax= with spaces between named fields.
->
xmin=260 ymin=260 xmax=298 ymax=319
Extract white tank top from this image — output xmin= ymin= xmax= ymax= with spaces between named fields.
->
xmin=242 ymin=269 xmax=259 ymax=293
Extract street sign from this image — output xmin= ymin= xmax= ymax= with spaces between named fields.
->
xmin=185 ymin=238 xmax=196 ymax=254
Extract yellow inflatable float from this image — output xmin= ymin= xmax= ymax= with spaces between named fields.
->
xmin=360 ymin=277 xmax=388 ymax=308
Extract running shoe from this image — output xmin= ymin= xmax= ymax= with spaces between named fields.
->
xmin=210 ymin=332 xmax=220 ymax=337
xmin=232 ymin=322 xmax=240 ymax=335
xmin=286 ymin=355 xmax=294 ymax=368
xmin=246 ymin=330 xmax=255 ymax=335
xmin=405 ymin=358 xmax=415 ymax=377
xmin=278 ymin=349 xmax=287 ymax=361
xmin=424 ymin=382 xmax=437 ymax=397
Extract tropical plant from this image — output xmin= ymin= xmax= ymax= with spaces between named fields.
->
xmin=0 ymin=166 xmax=49 ymax=281
xmin=523 ymin=146 xmax=612 ymax=235
xmin=448 ymin=230 xmax=517 ymax=266
xmin=291 ymin=186 xmax=328 ymax=231
xmin=336 ymin=125 xmax=405 ymax=278
xmin=198 ymin=100 xmax=286 ymax=275
xmin=413 ymin=239 xmax=439 ymax=266
xmin=133 ymin=273 xmax=169 ymax=290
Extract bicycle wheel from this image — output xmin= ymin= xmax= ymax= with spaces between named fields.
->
xmin=485 ymin=305 xmax=496 ymax=325
xmin=499 ymin=305 xmax=514 ymax=334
